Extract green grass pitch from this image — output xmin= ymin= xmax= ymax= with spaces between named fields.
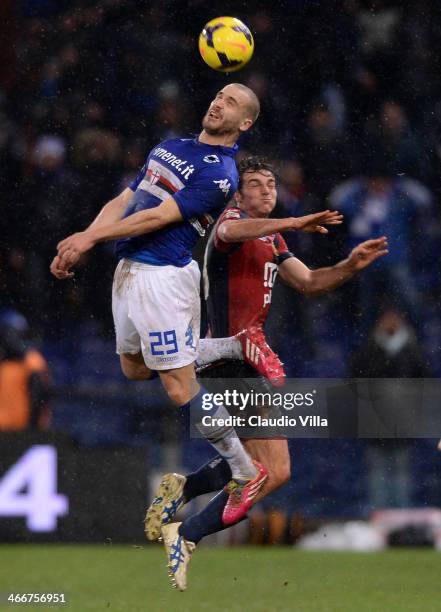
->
xmin=1 ymin=545 xmax=440 ymax=611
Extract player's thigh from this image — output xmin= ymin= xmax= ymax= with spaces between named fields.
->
xmin=112 ymin=259 xmax=142 ymax=358
xmin=129 ymin=261 xmax=201 ymax=372
xmin=243 ymin=438 xmax=291 ymax=488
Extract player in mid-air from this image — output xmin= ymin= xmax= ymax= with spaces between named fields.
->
xmin=50 ymin=83 xmax=271 ymax=522
xmin=50 ymin=85 xmax=341 ymax=537
xmin=145 ymin=156 xmax=389 ymax=590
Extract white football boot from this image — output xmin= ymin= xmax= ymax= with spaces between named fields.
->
xmin=161 ymin=522 xmax=196 ymax=591
xmin=144 ymin=473 xmax=186 ymax=541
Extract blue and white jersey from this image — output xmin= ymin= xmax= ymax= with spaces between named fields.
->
xmin=115 ymin=137 xmax=238 ymax=267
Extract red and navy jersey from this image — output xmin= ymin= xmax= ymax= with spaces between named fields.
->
xmin=115 ymin=137 xmax=238 ymax=267
xmin=204 ymin=206 xmax=294 ymax=337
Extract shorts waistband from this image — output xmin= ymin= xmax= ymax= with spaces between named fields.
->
xmin=121 ymin=258 xmax=195 ymax=271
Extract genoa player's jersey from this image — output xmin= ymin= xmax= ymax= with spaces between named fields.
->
xmin=204 ymin=206 xmax=294 ymax=337
xmin=115 ymin=137 xmax=238 ymax=267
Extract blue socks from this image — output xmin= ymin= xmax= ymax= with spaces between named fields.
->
xmin=179 ymin=491 xmax=229 ymax=544
xmin=183 ymin=455 xmax=232 ymax=502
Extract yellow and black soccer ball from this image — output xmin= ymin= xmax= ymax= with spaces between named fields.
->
xmin=199 ymin=16 xmax=254 ymax=73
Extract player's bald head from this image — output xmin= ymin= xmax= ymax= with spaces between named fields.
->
xmin=202 ymin=83 xmax=259 ymax=139
xmin=227 ymin=83 xmax=260 ymax=123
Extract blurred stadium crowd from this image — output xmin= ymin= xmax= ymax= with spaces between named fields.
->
xmin=1 ymin=0 xmax=441 ymax=523
xmin=1 ymin=0 xmax=441 ymax=366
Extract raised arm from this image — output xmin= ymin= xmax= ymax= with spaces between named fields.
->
xmin=219 ymin=210 xmax=343 ymax=243
xmin=87 ymin=187 xmax=134 ymax=230
xmin=278 ymin=237 xmax=388 ymax=296
xmin=54 ymin=197 xmax=182 ymax=275
xmin=50 ymin=187 xmax=134 ymax=279
xmin=64 ymin=197 xmax=181 ymax=246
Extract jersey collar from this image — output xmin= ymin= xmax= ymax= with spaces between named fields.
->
xmin=193 ymin=136 xmax=239 ymax=157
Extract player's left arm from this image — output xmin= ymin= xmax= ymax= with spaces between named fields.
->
xmin=57 ymin=197 xmax=182 ymax=267
xmin=278 ymin=237 xmax=388 ymax=295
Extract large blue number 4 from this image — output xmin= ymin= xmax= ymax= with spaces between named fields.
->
xmin=149 ymin=330 xmax=178 ymax=356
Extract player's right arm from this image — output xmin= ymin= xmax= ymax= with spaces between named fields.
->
xmin=54 ymin=165 xmax=236 ymax=276
xmin=50 ymin=187 xmax=134 ymax=279
xmin=218 ymin=210 xmax=343 ymax=243
xmin=51 ymin=155 xmax=150 ymax=278
xmin=86 ymin=157 xmax=151 ymax=230
xmin=87 ymin=187 xmax=134 ymax=230
xmin=54 ymin=196 xmax=183 ymax=275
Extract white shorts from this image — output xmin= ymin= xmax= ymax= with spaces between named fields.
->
xmin=112 ymin=258 xmax=200 ymax=370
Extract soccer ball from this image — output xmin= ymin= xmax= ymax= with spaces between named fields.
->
xmin=199 ymin=16 xmax=254 ymax=73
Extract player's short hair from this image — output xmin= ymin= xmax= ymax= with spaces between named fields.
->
xmin=231 ymin=83 xmax=260 ymax=122
xmin=237 ymin=156 xmax=277 ymax=191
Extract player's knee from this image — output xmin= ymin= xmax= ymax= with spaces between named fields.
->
xmin=162 ymin=381 xmax=188 ymax=406
xmin=159 ymin=367 xmax=196 ymax=406
xmin=122 ymin=367 xmax=147 ymax=381
xmin=121 ymin=365 xmax=145 ymax=380
xmin=168 ymin=390 xmax=189 ymax=406
xmin=120 ymin=356 xmax=152 ymax=381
